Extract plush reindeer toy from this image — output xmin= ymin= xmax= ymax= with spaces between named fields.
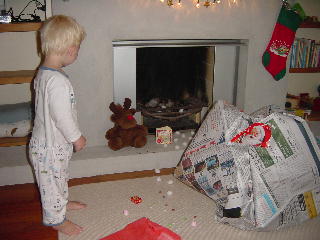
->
xmin=105 ymin=98 xmax=148 ymax=151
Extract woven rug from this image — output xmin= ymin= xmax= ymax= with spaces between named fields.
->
xmin=59 ymin=175 xmax=320 ymax=240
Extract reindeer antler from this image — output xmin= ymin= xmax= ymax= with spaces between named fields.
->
xmin=109 ymin=102 xmax=123 ymax=114
xmin=123 ymin=98 xmax=132 ymax=110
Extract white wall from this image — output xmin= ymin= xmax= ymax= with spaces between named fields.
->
xmin=1 ymin=0 xmax=318 ymax=147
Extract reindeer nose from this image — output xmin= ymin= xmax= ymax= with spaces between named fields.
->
xmin=127 ymin=115 xmax=134 ymax=120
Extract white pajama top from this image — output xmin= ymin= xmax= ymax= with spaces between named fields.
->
xmin=32 ymin=66 xmax=82 ymax=146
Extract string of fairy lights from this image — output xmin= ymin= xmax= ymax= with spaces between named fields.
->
xmin=160 ymin=0 xmax=238 ymax=8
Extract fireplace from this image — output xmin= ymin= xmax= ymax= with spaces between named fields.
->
xmin=136 ymin=46 xmax=213 ymax=133
xmin=113 ymin=39 xmax=247 ymax=133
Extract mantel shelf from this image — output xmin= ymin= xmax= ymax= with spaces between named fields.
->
xmin=0 ymin=22 xmax=42 ymax=33
xmin=289 ymin=68 xmax=320 ymax=73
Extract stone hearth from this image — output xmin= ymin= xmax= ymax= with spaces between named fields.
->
xmin=0 ymin=131 xmax=194 ymax=186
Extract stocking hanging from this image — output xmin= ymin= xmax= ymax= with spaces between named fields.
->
xmin=262 ymin=3 xmax=303 ymax=81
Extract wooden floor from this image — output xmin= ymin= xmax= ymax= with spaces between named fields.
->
xmin=0 ymin=168 xmax=174 ymax=240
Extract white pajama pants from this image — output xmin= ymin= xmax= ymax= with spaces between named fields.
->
xmin=29 ymin=138 xmax=73 ymax=226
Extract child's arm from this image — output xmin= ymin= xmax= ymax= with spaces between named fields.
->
xmin=47 ymin=78 xmax=83 ymax=144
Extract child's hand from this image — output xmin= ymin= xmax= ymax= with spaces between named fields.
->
xmin=73 ymin=135 xmax=86 ymax=152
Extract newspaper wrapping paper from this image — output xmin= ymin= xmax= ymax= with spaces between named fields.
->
xmin=174 ymin=100 xmax=320 ymax=231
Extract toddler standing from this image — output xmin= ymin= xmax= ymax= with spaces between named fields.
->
xmin=29 ymin=15 xmax=87 ymax=236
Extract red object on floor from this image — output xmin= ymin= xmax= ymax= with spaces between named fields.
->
xmin=130 ymin=195 xmax=142 ymax=204
xmin=100 ymin=217 xmax=181 ymax=240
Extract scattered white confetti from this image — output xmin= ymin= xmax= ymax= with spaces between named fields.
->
xmin=175 ymin=145 xmax=180 ymax=150
xmin=174 ymin=138 xmax=178 ymax=142
xmin=167 ymin=180 xmax=173 ymax=184
xmin=191 ymin=220 xmax=197 ymax=227
xmin=175 ymin=131 xmax=181 ymax=135
xmin=157 ymin=176 xmax=162 ymax=182
xmin=179 ymin=109 xmax=184 ymax=113
xmin=123 ymin=210 xmax=129 ymax=216
xmin=191 ymin=131 xmax=195 ymax=135
xmin=188 ymin=136 xmax=192 ymax=140
xmin=182 ymin=142 xmax=187 ymax=146
xmin=167 ymin=191 xmax=173 ymax=196
xmin=155 ymin=169 xmax=160 ymax=174
xmin=181 ymin=133 xmax=186 ymax=138
xmin=161 ymin=105 xmax=166 ymax=109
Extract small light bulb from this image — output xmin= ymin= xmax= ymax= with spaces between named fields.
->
xmin=195 ymin=0 xmax=200 ymax=8
xmin=204 ymin=1 xmax=211 ymax=7
xmin=160 ymin=0 xmax=164 ymax=2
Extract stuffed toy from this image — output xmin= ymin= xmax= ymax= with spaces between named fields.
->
xmin=106 ymin=98 xmax=148 ymax=151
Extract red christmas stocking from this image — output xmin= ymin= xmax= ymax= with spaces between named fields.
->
xmin=262 ymin=4 xmax=302 ymax=81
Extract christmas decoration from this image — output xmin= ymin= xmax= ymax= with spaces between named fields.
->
xmin=262 ymin=3 xmax=303 ymax=81
xmin=156 ymin=126 xmax=173 ymax=144
xmin=130 ymin=195 xmax=143 ymax=204
xmin=105 ymin=98 xmax=148 ymax=150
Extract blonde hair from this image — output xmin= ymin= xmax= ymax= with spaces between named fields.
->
xmin=40 ymin=15 xmax=86 ymax=55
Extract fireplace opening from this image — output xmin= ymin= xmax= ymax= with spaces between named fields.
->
xmin=136 ymin=46 xmax=214 ymax=133
xmin=113 ymin=39 xmax=247 ymax=135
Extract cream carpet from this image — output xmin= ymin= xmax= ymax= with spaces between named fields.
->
xmin=59 ymin=175 xmax=320 ymax=240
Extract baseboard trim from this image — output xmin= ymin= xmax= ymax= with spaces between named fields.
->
xmin=0 ymin=167 xmax=175 ymax=191
xmin=69 ymin=167 xmax=175 ymax=186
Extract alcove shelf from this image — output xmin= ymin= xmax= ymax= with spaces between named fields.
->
xmin=0 ymin=22 xmax=41 ymax=147
xmin=0 ymin=136 xmax=30 ymax=147
xmin=289 ymin=67 xmax=320 ymax=73
xmin=0 ymin=70 xmax=35 ymax=85
xmin=0 ymin=71 xmax=34 ymax=147
xmin=0 ymin=22 xmax=42 ymax=33
xmin=289 ymin=21 xmax=320 ymax=73
xmin=300 ymin=21 xmax=320 ymax=28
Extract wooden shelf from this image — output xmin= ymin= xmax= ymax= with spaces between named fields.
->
xmin=0 ymin=23 xmax=40 ymax=147
xmin=0 ymin=136 xmax=30 ymax=147
xmin=0 ymin=70 xmax=36 ymax=84
xmin=289 ymin=67 xmax=320 ymax=73
xmin=300 ymin=22 xmax=320 ymax=28
xmin=0 ymin=22 xmax=42 ymax=33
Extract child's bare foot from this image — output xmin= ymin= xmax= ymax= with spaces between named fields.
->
xmin=67 ymin=201 xmax=87 ymax=211
xmin=53 ymin=220 xmax=83 ymax=236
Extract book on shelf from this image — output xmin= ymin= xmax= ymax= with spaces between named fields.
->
xmin=289 ymin=38 xmax=320 ymax=69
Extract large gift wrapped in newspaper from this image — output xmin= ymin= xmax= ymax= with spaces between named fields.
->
xmin=174 ymin=100 xmax=320 ymax=231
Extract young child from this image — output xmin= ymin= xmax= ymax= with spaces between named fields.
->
xmin=29 ymin=15 xmax=87 ymax=236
